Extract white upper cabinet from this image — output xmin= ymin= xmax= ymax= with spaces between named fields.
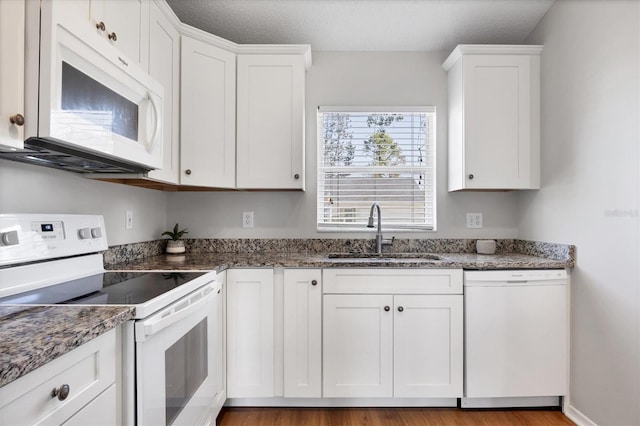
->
xmin=443 ymin=45 xmax=542 ymax=191
xmin=236 ymin=54 xmax=306 ymax=190
xmin=146 ymin=1 xmax=180 ymax=184
xmin=180 ymin=36 xmax=236 ymax=188
xmin=89 ymin=0 xmax=149 ymax=67
xmin=0 ymin=0 xmax=25 ymax=150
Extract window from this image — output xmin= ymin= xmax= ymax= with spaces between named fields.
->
xmin=317 ymin=107 xmax=436 ymax=231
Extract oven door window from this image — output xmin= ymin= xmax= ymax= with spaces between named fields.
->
xmin=165 ymin=319 xmax=208 ymax=425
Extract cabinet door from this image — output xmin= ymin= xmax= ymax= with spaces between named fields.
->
xmin=236 ymin=54 xmax=305 ymax=189
xmin=146 ymin=2 xmax=179 ymax=184
xmin=0 ymin=0 xmax=25 ymax=150
xmin=283 ymin=269 xmax=322 ymax=398
xmin=463 ymin=54 xmax=533 ymax=189
xmin=89 ymin=0 xmax=149 ymax=66
xmin=62 ymin=385 xmax=117 ymax=426
xmin=323 ymin=294 xmax=393 ymax=398
xmin=227 ymin=269 xmax=274 ymax=398
xmin=180 ymin=37 xmax=236 ymax=187
xmin=393 ymin=295 xmax=463 ymax=398
xmin=0 ymin=329 xmax=116 ymax=425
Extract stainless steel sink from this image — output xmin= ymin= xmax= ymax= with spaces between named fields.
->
xmin=327 ymin=252 xmax=442 ymax=260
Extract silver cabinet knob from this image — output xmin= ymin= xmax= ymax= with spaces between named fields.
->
xmin=51 ymin=384 xmax=70 ymax=401
xmin=108 ymin=32 xmax=117 ymax=42
xmin=96 ymin=21 xmax=106 ymax=31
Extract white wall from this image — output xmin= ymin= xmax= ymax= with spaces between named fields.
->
xmin=167 ymin=51 xmax=520 ymax=238
xmin=0 ymin=160 xmax=168 ymax=246
xmin=522 ymin=1 xmax=639 ymax=424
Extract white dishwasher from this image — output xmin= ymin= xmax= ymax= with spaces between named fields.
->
xmin=462 ymin=269 xmax=568 ymax=408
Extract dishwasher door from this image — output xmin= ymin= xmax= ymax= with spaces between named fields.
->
xmin=463 ymin=270 xmax=568 ymax=406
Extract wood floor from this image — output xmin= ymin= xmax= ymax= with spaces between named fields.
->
xmin=218 ymin=407 xmax=575 ymax=426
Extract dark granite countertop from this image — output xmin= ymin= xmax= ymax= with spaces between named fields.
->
xmin=0 ymin=305 xmax=135 ymax=388
xmin=106 ymin=251 xmax=572 ymax=272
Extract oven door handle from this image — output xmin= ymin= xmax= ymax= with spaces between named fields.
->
xmin=136 ymin=281 xmax=217 ymax=342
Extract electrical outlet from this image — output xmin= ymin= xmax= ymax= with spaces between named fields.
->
xmin=466 ymin=212 xmax=483 ymax=229
xmin=126 ymin=211 xmax=133 ymax=229
xmin=242 ymin=211 xmax=254 ymax=228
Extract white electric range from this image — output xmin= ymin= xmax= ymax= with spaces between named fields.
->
xmin=0 ymin=214 xmax=224 ymax=425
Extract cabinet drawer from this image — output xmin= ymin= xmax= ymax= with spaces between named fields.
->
xmin=323 ymin=269 xmax=463 ymax=294
xmin=0 ymin=329 xmax=117 ymax=425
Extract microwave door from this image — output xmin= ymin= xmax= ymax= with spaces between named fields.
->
xmin=38 ymin=17 xmax=163 ymax=170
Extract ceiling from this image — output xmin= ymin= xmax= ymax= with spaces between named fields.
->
xmin=166 ymin=0 xmax=555 ymax=52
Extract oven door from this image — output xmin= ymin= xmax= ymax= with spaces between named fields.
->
xmin=36 ymin=2 xmax=163 ymax=169
xmin=135 ymin=281 xmax=222 ymax=426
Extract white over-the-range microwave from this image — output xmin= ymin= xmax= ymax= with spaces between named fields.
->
xmin=0 ymin=0 xmax=164 ymax=174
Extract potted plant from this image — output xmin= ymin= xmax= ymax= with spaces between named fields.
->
xmin=162 ymin=223 xmax=188 ymax=254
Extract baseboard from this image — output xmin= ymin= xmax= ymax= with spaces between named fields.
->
xmin=564 ymin=404 xmax=598 ymax=426
xmin=460 ymin=396 xmax=560 ymax=408
xmin=225 ymin=397 xmax=458 ymax=407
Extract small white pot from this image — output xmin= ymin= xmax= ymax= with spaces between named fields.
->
xmin=166 ymin=240 xmax=185 ymax=254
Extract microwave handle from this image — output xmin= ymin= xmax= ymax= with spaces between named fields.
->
xmin=145 ymin=92 xmax=161 ymax=153
xmin=136 ymin=281 xmax=216 ymax=342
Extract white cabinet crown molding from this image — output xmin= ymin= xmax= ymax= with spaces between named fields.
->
xmin=178 ymin=23 xmax=312 ymax=70
xmin=152 ymin=0 xmax=181 ymax=29
xmin=442 ymin=44 xmax=543 ymax=71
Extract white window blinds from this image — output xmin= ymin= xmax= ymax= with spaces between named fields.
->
xmin=317 ymin=107 xmax=436 ymax=231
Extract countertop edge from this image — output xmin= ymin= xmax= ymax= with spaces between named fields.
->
xmin=0 ymin=306 xmax=135 ymax=388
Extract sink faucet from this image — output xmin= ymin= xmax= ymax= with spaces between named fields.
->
xmin=367 ymin=202 xmax=393 ymax=254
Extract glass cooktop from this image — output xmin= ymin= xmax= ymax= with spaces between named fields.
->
xmin=0 ymin=271 xmax=207 ymax=305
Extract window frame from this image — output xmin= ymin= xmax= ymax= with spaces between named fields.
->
xmin=316 ymin=106 xmax=437 ymax=232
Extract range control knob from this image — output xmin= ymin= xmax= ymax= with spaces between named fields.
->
xmin=78 ymin=228 xmax=92 ymax=239
xmin=1 ymin=230 xmax=19 ymax=246
xmin=91 ymin=227 xmax=103 ymax=238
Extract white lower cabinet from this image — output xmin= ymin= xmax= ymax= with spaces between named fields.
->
xmin=62 ymin=384 xmax=116 ymax=426
xmin=226 ymin=267 xmax=463 ymax=404
xmin=323 ymin=294 xmax=394 ymax=398
xmin=0 ymin=328 xmax=117 ymax=425
xmin=283 ymin=269 xmax=322 ymax=398
xmin=226 ymin=269 xmax=274 ymax=398
xmin=322 ymin=269 xmax=463 ymax=399
xmin=393 ymin=295 xmax=463 ymax=398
